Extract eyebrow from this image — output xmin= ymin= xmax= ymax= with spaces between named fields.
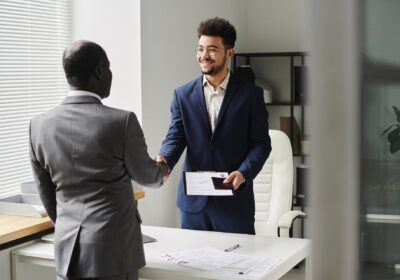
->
xmin=197 ymin=44 xmax=220 ymax=48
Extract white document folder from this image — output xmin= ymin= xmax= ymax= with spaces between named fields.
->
xmin=183 ymin=172 xmax=233 ymax=196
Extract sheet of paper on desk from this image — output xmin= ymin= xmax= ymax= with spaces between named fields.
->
xmin=163 ymin=247 xmax=246 ymax=271
xmin=216 ymin=255 xmax=281 ymax=277
xmin=163 ymin=247 xmax=280 ymax=277
xmin=30 ymin=204 xmax=47 ymax=216
xmin=184 ymin=172 xmax=233 ymax=196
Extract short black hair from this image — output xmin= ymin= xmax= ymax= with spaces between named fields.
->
xmin=62 ymin=41 xmax=107 ymax=86
xmin=197 ymin=17 xmax=237 ymax=48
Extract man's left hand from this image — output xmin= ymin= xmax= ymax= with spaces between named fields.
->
xmin=223 ymin=171 xmax=244 ymax=190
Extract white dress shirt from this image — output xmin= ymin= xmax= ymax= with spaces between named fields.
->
xmin=203 ymin=71 xmax=230 ymax=131
xmin=67 ymin=90 xmax=101 ymax=101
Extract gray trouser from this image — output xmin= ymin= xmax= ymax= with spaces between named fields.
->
xmin=57 ymin=270 xmax=139 ymax=280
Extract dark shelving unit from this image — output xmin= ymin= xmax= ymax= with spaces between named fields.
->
xmin=233 ymin=52 xmax=308 ymax=237
xmin=233 ymin=51 xmax=307 ymax=161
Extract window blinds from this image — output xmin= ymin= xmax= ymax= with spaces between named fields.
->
xmin=0 ymin=0 xmax=71 ymax=198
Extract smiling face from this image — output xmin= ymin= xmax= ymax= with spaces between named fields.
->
xmin=197 ymin=35 xmax=233 ymax=76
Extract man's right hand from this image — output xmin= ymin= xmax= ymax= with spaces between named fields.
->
xmin=156 ymin=155 xmax=170 ymax=182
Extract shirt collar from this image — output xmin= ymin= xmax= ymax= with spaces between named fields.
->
xmin=202 ymin=71 xmax=230 ymax=91
xmin=67 ymin=90 xmax=102 ymax=101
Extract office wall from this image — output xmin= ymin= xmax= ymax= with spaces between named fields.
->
xmin=243 ymin=0 xmax=308 ymax=133
xmin=245 ymin=0 xmax=307 ymax=52
xmin=139 ymin=0 xmax=247 ymax=227
xmin=72 ymin=0 xmax=142 ymax=120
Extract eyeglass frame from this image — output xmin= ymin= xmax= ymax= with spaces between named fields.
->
xmin=195 ymin=46 xmax=230 ymax=56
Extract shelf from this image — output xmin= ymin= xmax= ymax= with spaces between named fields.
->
xmin=234 ymin=52 xmax=306 ymax=58
xmin=266 ymin=102 xmax=302 ymax=106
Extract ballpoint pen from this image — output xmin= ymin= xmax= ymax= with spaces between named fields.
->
xmin=224 ymin=244 xmax=241 ymax=252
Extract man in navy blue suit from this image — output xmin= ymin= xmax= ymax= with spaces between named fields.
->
xmin=158 ymin=17 xmax=271 ymax=234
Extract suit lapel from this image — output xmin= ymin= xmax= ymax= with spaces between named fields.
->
xmin=212 ymin=73 xmax=239 ymax=136
xmin=194 ymin=77 xmax=212 ymax=136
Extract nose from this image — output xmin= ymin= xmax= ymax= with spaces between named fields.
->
xmin=199 ymin=50 xmax=210 ymax=60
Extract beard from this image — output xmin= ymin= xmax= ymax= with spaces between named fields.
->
xmin=200 ymin=53 xmax=227 ymax=75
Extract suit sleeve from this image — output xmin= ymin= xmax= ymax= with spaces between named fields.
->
xmin=29 ymin=121 xmax=57 ymax=223
xmin=238 ymin=88 xmax=271 ymax=181
xmin=124 ymin=112 xmax=164 ymax=187
xmin=159 ymin=90 xmax=187 ymax=170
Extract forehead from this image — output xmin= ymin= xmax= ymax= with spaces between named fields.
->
xmin=198 ymin=35 xmax=224 ymax=47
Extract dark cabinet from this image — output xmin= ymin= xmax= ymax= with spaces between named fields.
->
xmin=232 ymin=52 xmax=307 ymax=159
xmin=233 ymin=52 xmax=308 ymax=237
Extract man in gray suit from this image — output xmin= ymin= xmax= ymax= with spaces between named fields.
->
xmin=29 ymin=40 xmax=168 ymax=280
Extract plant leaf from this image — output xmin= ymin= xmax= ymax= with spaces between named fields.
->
xmin=393 ymin=106 xmax=400 ymax=124
xmin=390 ymin=138 xmax=400 ymax=153
xmin=380 ymin=124 xmax=398 ymax=137
xmin=388 ymin=127 xmax=400 ymax=153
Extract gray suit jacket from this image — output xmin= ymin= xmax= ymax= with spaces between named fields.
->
xmin=29 ymin=96 xmax=163 ymax=278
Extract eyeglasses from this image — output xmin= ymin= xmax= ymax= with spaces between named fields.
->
xmin=195 ymin=46 xmax=226 ymax=56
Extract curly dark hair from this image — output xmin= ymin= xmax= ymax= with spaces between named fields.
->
xmin=197 ymin=17 xmax=237 ymax=48
xmin=62 ymin=41 xmax=107 ymax=86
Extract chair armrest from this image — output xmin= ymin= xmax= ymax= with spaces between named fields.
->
xmin=278 ymin=210 xmax=306 ymax=237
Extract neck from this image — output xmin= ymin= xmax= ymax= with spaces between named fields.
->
xmin=205 ymin=67 xmax=229 ymax=90
xmin=69 ymin=85 xmax=102 ymax=98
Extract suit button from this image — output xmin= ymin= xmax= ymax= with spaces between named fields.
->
xmin=211 ymin=145 xmax=215 ymax=150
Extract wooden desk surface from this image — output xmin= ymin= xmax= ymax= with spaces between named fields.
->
xmin=0 ymin=190 xmax=145 ymax=246
xmin=0 ymin=215 xmax=53 ymax=245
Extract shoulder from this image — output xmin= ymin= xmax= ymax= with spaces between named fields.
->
xmin=175 ymin=76 xmax=202 ymax=95
xmin=100 ymin=105 xmax=139 ymax=123
xmin=101 ymin=104 xmax=131 ymax=116
xmin=30 ymin=105 xmax=61 ymax=127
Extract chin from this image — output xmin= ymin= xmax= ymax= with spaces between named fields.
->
xmin=201 ymin=68 xmax=214 ymax=75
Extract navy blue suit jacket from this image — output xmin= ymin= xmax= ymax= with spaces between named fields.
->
xmin=160 ymin=73 xmax=271 ymax=217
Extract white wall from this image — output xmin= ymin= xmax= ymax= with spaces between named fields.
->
xmin=72 ymin=0 xmax=142 ymax=120
xmin=245 ymin=0 xmax=307 ymax=53
xmin=139 ymin=0 xmax=247 ymax=227
xmin=243 ymin=0 xmax=308 ymax=132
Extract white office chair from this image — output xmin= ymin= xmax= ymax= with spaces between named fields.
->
xmin=254 ymin=129 xmax=306 ymax=238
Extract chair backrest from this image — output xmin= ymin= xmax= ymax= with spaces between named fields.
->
xmin=254 ymin=130 xmax=293 ymax=237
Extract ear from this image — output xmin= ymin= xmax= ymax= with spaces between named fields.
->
xmin=93 ymin=65 xmax=102 ymax=80
xmin=227 ymin=48 xmax=235 ymax=60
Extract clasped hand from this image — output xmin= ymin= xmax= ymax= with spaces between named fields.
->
xmin=154 ymin=156 xmax=244 ymax=189
xmin=155 ymin=155 xmax=170 ymax=182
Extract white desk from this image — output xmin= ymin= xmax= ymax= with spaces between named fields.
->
xmin=12 ymin=225 xmax=312 ymax=280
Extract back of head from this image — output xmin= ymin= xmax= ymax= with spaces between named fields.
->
xmin=197 ymin=17 xmax=237 ymax=48
xmin=63 ymin=40 xmax=107 ymax=87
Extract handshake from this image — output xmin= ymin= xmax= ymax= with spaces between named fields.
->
xmin=155 ymin=155 xmax=170 ymax=183
xmin=153 ymin=156 xmax=244 ymax=189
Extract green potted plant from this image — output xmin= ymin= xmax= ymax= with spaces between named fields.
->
xmin=380 ymin=106 xmax=400 ymax=154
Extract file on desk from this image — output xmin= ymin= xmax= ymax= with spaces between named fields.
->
xmin=0 ymin=194 xmax=47 ymax=217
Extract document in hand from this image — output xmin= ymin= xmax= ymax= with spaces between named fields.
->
xmin=184 ymin=172 xmax=233 ymax=196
